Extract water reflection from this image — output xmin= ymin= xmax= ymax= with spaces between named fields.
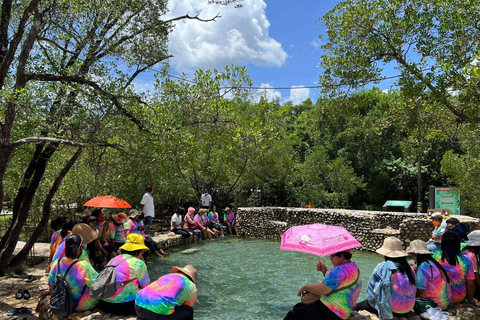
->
xmin=148 ymin=238 xmax=383 ymax=320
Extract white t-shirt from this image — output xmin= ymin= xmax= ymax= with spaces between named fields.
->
xmin=171 ymin=214 xmax=182 ymax=229
xmin=201 ymin=193 xmax=212 ymax=207
xmin=140 ymin=192 xmax=154 ymax=217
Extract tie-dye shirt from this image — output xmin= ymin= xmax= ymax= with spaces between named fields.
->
xmin=194 ymin=214 xmax=208 ymax=227
xmin=320 ymin=262 xmax=362 ymax=320
xmin=102 ymin=254 xmax=150 ymax=303
xmin=463 ymin=250 xmax=478 ymax=273
xmin=208 ymin=211 xmax=219 ymax=224
xmin=416 ymin=260 xmax=451 ymax=310
xmin=224 ymin=212 xmax=235 ymax=223
xmin=48 ymin=258 xmax=99 ymax=311
xmin=50 ymin=230 xmax=62 ymax=248
xmin=390 ymin=267 xmax=416 ymax=313
xmin=135 ymin=273 xmax=197 ymax=315
xmin=51 ymin=240 xmax=90 ymax=266
xmin=124 ymin=218 xmax=137 ymax=234
xmin=433 ymin=251 xmax=474 ymax=303
xmin=108 ymin=222 xmax=126 ymax=243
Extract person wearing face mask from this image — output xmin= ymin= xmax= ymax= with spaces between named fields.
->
xmin=427 ymin=212 xmax=447 ymax=252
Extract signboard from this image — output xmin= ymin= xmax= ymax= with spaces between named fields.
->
xmin=434 ymin=188 xmax=460 ymax=215
xmin=386 ymin=200 xmax=411 ymax=207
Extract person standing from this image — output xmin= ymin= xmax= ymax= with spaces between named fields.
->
xmin=200 ymin=189 xmax=212 ymax=211
xmin=141 ymin=186 xmax=154 ymax=235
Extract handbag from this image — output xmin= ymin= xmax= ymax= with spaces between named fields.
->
xmin=413 ymin=297 xmax=437 ymax=314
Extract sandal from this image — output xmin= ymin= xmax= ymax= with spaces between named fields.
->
xmin=23 ymin=289 xmax=31 ymax=299
xmin=26 ymin=275 xmax=37 ymax=282
xmin=7 ymin=307 xmax=32 ymax=316
xmin=15 ymin=289 xmax=23 ymax=299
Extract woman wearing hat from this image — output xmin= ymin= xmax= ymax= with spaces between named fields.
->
xmin=195 ymin=209 xmax=216 ymax=240
xmin=135 ymin=265 xmax=198 ymax=320
xmin=284 ymin=250 xmax=361 ymax=320
xmin=433 ymin=231 xmax=475 ymax=304
xmin=99 ymin=233 xmax=150 ymax=315
xmin=107 ymin=212 xmax=128 ymax=254
xmin=51 ymin=223 xmax=97 ymax=266
xmin=407 ymin=239 xmax=451 ymax=310
xmin=461 ymin=230 xmax=480 ymax=304
xmin=223 ymin=207 xmax=238 ymax=236
xmin=354 ymin=237 xmax=416 ymax=319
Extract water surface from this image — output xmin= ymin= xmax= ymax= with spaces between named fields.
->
xmin=149 ymin=238 xmax=383 ymax=320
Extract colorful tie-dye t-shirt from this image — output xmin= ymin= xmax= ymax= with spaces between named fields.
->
xmin=464 ymin=250 xmax=478 ymax=273
xmin=50 ymin=230 xmax=62 ymax=248
xmin=194 ymin=214 xmax=208 ymax=227
xmin=51 ymin=241 xmax=90 ymax=266
xmin=208 ymin=212 xmax=219 ymax=224
xmin=48 ymin=258 xmax=99 ymax=311
xmin=108 ymin=223 xmax=126 ymax=243
xmin=135 ymin=273 xmax=197 ymax=315
xmin=320 ymin=262 xmax=362 ymax=320
xmin=224 ymin=212 xmax=235 ymax=223
xmin=391 ymin=268 xmax=416 ymax=314
xmin=416 ymin=260 xmax=451 ymax=310
xmin=124 ymin=218 xmax=137 ymax=234
xmin=102 ymin=254 xmax=150 ymax=303
xmin=433 ymin=251 xmax=474 ymax=303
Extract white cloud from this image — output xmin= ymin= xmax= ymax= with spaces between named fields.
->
xmin=253 ymin=83 xmax=282 ymax=102
xmin=311 ymin=37 xmax=322 ymax=50
xmin=286 ymin=86 xmax=310 ymax=105
xmin=166 ymin=0 xmax=287 ymax=71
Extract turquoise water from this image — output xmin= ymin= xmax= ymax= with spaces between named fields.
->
xmin=148 ymin=238 xmax=383 ymax=320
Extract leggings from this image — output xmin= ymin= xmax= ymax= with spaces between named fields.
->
xmin=136 ymin=305 xmax=194 ymax=320
xmin=284 ymin=301 xmax=341 ymax=320
xmin=172 ymin=228 xmax=191 ymax=239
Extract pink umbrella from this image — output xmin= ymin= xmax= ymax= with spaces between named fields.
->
xmin=280 ymin=223 xmax=362 ymax=257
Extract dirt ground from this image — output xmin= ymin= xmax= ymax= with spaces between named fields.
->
xmin=0 ymin=242 xmax=51 ymax=320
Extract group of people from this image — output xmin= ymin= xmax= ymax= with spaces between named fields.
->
xmin=284 ymin=223 xmax=480 ymax=320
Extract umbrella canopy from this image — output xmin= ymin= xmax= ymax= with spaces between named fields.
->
xmin=83 ymin=195 xmax=131 ymax=208
xmin=280 ymin=223 xmax=362 ymax=257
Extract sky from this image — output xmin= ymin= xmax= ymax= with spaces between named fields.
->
xmin=134 ymin=0 xmax=394 ymax=105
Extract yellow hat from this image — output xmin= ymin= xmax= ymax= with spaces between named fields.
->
xmin=119 ymin=234 xmax=149 ymax=252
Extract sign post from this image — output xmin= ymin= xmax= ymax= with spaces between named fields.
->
xmin=429 ymin=186 xmax=461 ymax=215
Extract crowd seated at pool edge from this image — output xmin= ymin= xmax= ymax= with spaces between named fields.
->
xmin=41 ymin=208 xmax=480 ymax=319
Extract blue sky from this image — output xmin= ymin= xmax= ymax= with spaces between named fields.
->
xmin=134 ymin=0 xmax=395 ymax=104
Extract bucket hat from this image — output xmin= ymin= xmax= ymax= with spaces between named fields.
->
xmin=376 ymin=236 xmax=408 ymax=258
xmin=120 ymin=233 xmax=149 ymax=252
xmin=406 ymin=239 xmax=433 ymax=255
xmin=115 ymin=212 xmax=128 ymax=224
xmin=72 ymin=223 xmax=98 ymax=244
xmin=466 ymin=230 xmax=480 ymax=247
xmin=172 ymin=265 xmax=197 ymax=283
xmin=129 ymin=209 xmax=140 ymax=219
xmin=224 ymin=207 xmax=230 ymax=212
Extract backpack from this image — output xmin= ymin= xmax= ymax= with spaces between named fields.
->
xmin=89 ymin=256 xmax=136 ymax=299
xmin=49 ymin=259 xmax=80 ymax=316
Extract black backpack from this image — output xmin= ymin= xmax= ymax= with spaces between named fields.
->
xmin=49 ymin=259 xmax=81 ymax=316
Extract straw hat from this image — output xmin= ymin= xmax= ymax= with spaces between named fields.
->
xmin=115 ymin=212 xmax=128 ymax=223
xmin=466 ymin=230 xmax=480 ymax=247
xmin=406 ymin=239 xmax=433 ymax=255
xmin=224 ymin=207 xmax=230 ymax=212
xmin=376 ymin=236 xmax=408 ymax=258
xmin=172 ymin=265 xmax=197 ymax=283
xmin=120 ymin=233 xmax=149 ymax=252
xmin=199 ymin=208 xmax=208 ymax=214
xmin=72 ymin=223 xmax=98 ymax=244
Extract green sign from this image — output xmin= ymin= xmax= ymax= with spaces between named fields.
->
xmin=435 ymin=188 xmax=460 ymax=215
xmin=386 ymin=200 xmax=410 ymax=207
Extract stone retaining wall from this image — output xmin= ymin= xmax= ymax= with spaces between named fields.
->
xmin=237 ymin=207 xmax=480 ymax=252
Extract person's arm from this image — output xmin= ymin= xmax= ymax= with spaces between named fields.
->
xmin=416 ymin=289 xmax=426 ymax=297
xmin=298 ymin=282 xmax=332 ymax=296
xmin=467 ymin=279 xmax=475 ymax=302
xmin=183 ymin=290 xmax=198 ymax=307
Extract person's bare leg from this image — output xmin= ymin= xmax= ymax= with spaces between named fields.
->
xmin=220 ymin=228 xmax=225 ymax=237
xmin=234 ymin=226 xmax=239 ymax=236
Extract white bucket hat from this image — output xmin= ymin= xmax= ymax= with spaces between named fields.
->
xmin=376 ymin=236 xmax=408 ymax=258
xmin=466 ymin=230 xmax=480 ymax=247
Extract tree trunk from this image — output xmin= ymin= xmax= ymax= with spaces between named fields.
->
xmin=0 ymin=142 xmax=58 ymax=274
xmin=9 ymin=146 xmax=84 ymax=267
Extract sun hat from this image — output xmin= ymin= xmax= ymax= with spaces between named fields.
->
xmin=120 ymin=233 xmax=149 ymax=252
xmin=172 ymin=265 xmax=197 ymax=283
xmin=72 ymin=223 xmax=98 ymax=244
xmin=431 ymin=212 xmax=442 ymax=218
xmin=224 ymin=207 xmax=230 ymax=212
xmin=114 ymin=212 xmax=128 ymax=223
xmin=406 ymin=239 xmax=433 ymax=255
xmin=199 ymin=208 xmax=207 ymax=214
xmin=466 ymin=230 xmax=480 ymax=247
xmin=376 ymin=236 xmax=408 ymax=258
xmin=129 ymin=209 xmax=140 ymax=218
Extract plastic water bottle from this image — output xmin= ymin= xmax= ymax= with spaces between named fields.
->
xmin=154 ymin=231 xmax=158 ymax=237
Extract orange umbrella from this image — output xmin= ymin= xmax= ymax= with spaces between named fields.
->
xmin=83 ymin=195 xmax=131 ymax=208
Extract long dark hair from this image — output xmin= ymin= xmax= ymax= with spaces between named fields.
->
xmin=441 ymin=231 xmax=461 ymax=266
xmin=60 ymin=221 xmax=75 ymax=238
xmin=385 ymin=256 xmax=415 ymax=285
xmin=65 ymin=234 xmax=82 ymax=259
xmin=416 ymin=253 xmax=450 ymax=283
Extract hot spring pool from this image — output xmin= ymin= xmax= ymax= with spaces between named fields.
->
xmin=148 ymin=237 xmax=383 ymax=320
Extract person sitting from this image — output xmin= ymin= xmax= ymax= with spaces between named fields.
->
xmin=223 ymin=207 xmax=238 ymax=236
xmin=99 ymin=233 xmax=150 ymax=315
xmin=49 ymin=216 xmax=67 ymax=248
xmin=48 ymin=220 xmax=75 ymax=272
xmin=85 ymin=217 xmax=109 ymax=270
xmin=194 ymin=209 xmax=216 ymax=240
xmin=208 ymin=206 xmax=224 ymax=237
xmin=462 ymin=230 xmax=480 ymax=305
xmin=354 ymin=237 xmax=416 ymax=319
xmin=171 ymin=207 xmax=192 ymax=245
xmin=407 ymin=239 xmax=451 ymax=310
xmin=183 ymin=207 xmax=201 ymax=241
xmin=107 ymin=212 xmax=128 ymax=255
xmin=427 ymin=212 xmax=447 ymax=252
xmin=48 ymin=234 xmax=99 ymax=312
xmin=284 ymin=250 xmax=362 ymax=320
xmin=433 ymin=231 xmax=475 ymax=303
xmin=51 ymin=223 xmax=95 ymax=267
xmin=135 ymin=265 xmax=198 ymax=320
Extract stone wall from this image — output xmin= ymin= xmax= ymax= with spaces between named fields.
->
xmin=237 ymin=207 xmax=480 ymax=252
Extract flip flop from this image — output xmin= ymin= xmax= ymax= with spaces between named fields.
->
xmin=15 ymin=289 xmax=23 ymax=299
xmin=26 ymin=275 xmax=37 ymax=282
xmin=23 ymin=289 xmax=31 ymax=299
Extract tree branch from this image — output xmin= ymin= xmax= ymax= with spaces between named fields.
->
xmin=11 ymin=137 xmax=124 ymax=149
xmin=166 ymin=12 xmax=221 ymax=23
